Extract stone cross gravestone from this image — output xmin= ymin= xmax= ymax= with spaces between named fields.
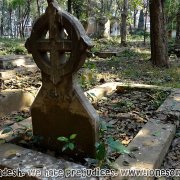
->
xmin=25 ymin=0 xmax=99 ymax=157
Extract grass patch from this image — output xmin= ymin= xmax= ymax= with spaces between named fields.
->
xmin=0 ymin=38 xmax=27 ymax=55
xmin=117 ymin=57 xmax=180 ymax=88
xmin=87 ymin=35 xmax=180 ymax=88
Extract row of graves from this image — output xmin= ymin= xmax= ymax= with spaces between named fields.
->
xmin=84 ymin=16 xmax=120 ymax=38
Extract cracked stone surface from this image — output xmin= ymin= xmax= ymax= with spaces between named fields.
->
xmin=0 ymin=143 xmax=95 ymax=180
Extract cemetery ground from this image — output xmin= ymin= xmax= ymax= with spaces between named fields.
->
xmin=0 ymin=35 xmax=180 ymax=179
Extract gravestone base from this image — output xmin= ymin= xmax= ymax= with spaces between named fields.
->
xmin=31 ymin=76 xmax=98 ymax=158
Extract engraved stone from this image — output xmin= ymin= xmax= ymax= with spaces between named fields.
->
xmin=25 ymin=0 xmax=99 ymax=157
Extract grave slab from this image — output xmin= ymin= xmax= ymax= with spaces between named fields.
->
xmin=0 ymin=55 xmax=33 ymax=69
xmin=113 ymin=119 xmax=176 ymax=180
xmin=157 ymin=89 xmax=180 ymax=115
xmin=112 ymin=87 xmax=179 ymax=179
xmin=0 ymin=65 xmax=38 ymax=80
xmin=0 ymin=143 xmax=94 ymax=180
xmin=0 ymin=90 xmax=35 ymax=117
xmin=94 ymin=52 xmax=118 ymax=58
xmin=0 ymin=117 xmax=32 ymax=142
xmin=85 ymin=82 xmax=172 ymax=103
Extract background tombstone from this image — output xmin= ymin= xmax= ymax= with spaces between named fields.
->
xmin=96 ymin=16 xmax=110 ymax=38
xmin=86 ymin=17 xmax=97 ymax=37
xmin=110 ymin=17 xmax=120 ymax=37
xmin=81 ymin=19 xmax=88 ymax=32
xmin=25 ymin=0 xmax=99 ymax=157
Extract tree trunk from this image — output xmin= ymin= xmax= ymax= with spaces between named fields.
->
xmin=67 ymin=0 xmax=72 ymax=13
xmin=0 ymin=0 xmax=5 ymax=36
xmin=36 ymin=0 xmax=41 ymax=16
xmin=9 ymin=8 xmax=13 ymax=37
xmin=144 ymin=1 xmax=149 ymax=45
xmin=133 ymin=8 xmax=138 ymax=28
xmin=175 ymin=6 xmax=180 ymax=45
xmin=121 ymin=0 xmax=128 ymax=46
xmin=149 ymin=0 xmax=169 ymax=67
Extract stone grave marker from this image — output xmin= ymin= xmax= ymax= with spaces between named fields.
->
xmin=110 ymin=18 xmax=120 ymax=37
xmin=86 ymin=17 xmax=97 ymax=37
xmin=25 ymin=0 xmax=99 ymax=157
xmin=97 ymin=16 xmax=110 ymax=38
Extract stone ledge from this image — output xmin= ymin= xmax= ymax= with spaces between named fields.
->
xmin=157 ymin=89 xmax=180 ymax=115
xmin=0 ymin=90 xmax=35 ymax=117
xmin=0 ymin=117 xmax=32 ymax=142
xmin=113 ymin=120 xmax=176 ymax=180
xmin=85 ymin=82 xmax=172 ymax=103
xmin=0 ymin=65 xmax=38 ymax=80
xmin=87 ymin=52 xmax=117 ymax=58
xmin=0 ymin=55 xmax=34 ymax=69
xmin=0 ymin=143 xmax=91 ymax=180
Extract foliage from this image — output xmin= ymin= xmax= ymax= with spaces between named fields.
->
xmin=57 ymin=134 xmax=77 ymax=152
xmin=165 ymin=0 xmax=180 ymax=30
xmin=93 ymin=120 xmax=130 ymax=168
xmin=14 ymin=115 xmax=24 ymax=122
xmin=149 ymin=90 xmax=170 ymax=109
xmin=113 ymin=100 xmax=135 ymax=112
xmin=0 ymin=38 xmax=27 ymax=55
xmin=80 ymin=60 xmax=97 ymax=89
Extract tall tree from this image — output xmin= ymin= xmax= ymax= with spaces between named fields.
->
xmin=144 ymin=0 xmax=149 ymax=45
xmin=36 ymin=0 xmax=41 ymax=17
xmin=0 ymin=0 xmax=5 ymax=36
xmin=175 ymin=6 xmax=180 ymax=45
xmin=149 ymin=0 xmax=169 ymax=67
xmin=129 ymin=0 xmax=143 ymax=29
xmin=121 ymin=0 xmax=128 ymax=46
xmin=67 ymin=0 xmax=72 ymax=13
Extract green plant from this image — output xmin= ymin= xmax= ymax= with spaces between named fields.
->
xmin=0 ymin=38 xmax=27 ymax=55
xmin=57 ymin=134 xmax=77 ymax=152
xmin=83 ymin=60 xmax=97 ymax=69
xmin=13 ymin=46 xmax=27 ymax=55
xmin=80 ymin=62 xmax=97 ymax=89
xmin=14 ymin=115 xmax=24 ymax=122
xmin=149 ymin=90 xmax=170 ymax=109
xmin=113 ymin=100 xmax=135 ymax=112
xmin=5 ymin=62 xmax=14 ymax=69
xmin=93 ymin=120 xmax=130 ymax=168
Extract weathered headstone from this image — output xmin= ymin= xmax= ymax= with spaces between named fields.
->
xmin=25 ymin=0 xmax=99 ymax=157
xmin=97 ymin=16 xmax=110 ymax=38
xmin=86 ymin=17 xmax=97 ymax=37
xmin=110 ymin=17 xmax=120 ymax=37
